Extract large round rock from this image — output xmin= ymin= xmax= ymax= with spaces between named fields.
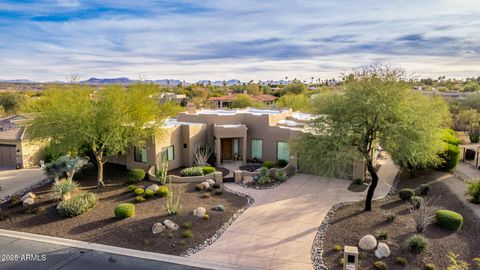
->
xmin=358 ymin=234 xmax=377 ymax=251
xmin=375 ymin=242 xmax=391 ymax=258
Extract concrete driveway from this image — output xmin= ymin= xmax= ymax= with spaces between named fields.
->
xmin=0 ymin=168 xmax=46 ymax=199
xmin=191 ymin=156 xmax=399 ymax=269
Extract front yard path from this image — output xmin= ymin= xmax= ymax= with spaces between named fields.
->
xmin=191 ymin=156 xmax=399 ymax=269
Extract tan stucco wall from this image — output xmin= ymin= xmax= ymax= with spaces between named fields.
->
xmin=19 ymin=139 xmax=47 ymax=168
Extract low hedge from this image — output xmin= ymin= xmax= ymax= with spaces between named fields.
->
xmin=435 ymin=210 xmax=463 ymax=231
xmin=202 ymin=166 xmax=216 ymax=174
xmin=262 ymin=160 xmax=275 ymax=169
xmin=180 ymin=167 xmax=204 ymax=177
xmin=128 ymin=169 xmax=145 ymax=182
xmin=58 ymin=192 xmax=98 ymax=217
xmin=114 ymin=203 xmax=135 ymax=218
xmin=399 ymin=188 xmax=415 ymax=201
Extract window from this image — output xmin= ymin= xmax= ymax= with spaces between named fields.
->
xmin=277 ymin=141 xmax=289 ymax=161
xmin=233 ymin=138 xmax=239 ymax=156
xmin=251 ymin=139 xmax=262 ymax=159
xmin=161 ymin=145 xmax=174 ymax=161
xmin=134 ymin=147 xmax=147 ymax=163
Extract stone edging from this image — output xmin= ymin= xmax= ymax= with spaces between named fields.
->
xmin=311 ymin=168 xmax=402 ymax=270
xmin=181 ymin=185 xmax=254 ymax=257
xmin=0 ymin=178 xmax=51 ymax=206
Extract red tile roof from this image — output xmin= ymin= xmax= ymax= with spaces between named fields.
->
xmin=208 ymin=94 xmax=277 ymax=102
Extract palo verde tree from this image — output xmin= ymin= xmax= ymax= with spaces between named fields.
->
xmin=28 ymin=83 xmax=162 ymax=189
xmin=292 ymin=65 xmax=449 ymax=211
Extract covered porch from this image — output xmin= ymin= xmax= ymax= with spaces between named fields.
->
xmin=213 ymin=123 xmax=248 ymax=166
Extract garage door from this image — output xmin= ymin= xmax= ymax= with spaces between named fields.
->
xmin=0 ymin=144 xmax=16 ymax=167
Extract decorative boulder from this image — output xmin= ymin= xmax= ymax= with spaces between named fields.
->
xmin=206 ymin=179 xmax=216 ymax=186
xmin=193 ymin=207 xmax=207 ymax=218
xmin=212 ymin=205 xmax=225 ymax=211
xmin=375 ymin=242 xmax=391 ymax=258
xmin=242 ymin=176 xmax=254 ymax=184
xmin=146 ymin=184 xmax=160 ymax=193
xmin=22 ymin=198 xmax=35 ymax=206
xmin=358 ymin=234 xmax=377 ymax=251
xmin=152 ymin=223 xmax=166 ymax=234
xmin=56 ymin=201 xmax=64 ymax=210
xmin=21 ymin=192 xmax=36 ymax=201
xmin=163 ymin=219 xmax=179 ymax=231
xmin=196 ymin=182 xmax=210 ymax=190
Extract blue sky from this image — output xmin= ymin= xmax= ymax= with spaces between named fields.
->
xmin=0 ymin=0 xmax=479 ymax=81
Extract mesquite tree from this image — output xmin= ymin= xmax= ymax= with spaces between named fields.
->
xmin=292 ymin=65 xmax=449 ymax=211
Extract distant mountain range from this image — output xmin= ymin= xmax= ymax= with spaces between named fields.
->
xmin=0 ymin=77 xmax=292 ymax=86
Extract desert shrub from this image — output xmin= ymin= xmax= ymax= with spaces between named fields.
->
xmin=202 ymin=166 xmax=216 ymax=174
xmin=385 ymin=211 xmax=397 ymax=223
xmin=144 ymin=189 xmax=155 ymax=198
xmin=437 ymin=129 xmax=460 ymax=171
xmin=135 ymin=196 xmax=146 ymax=202
xmin=257 ymin=176 xmax=271 ymax=185
xmin=52 ymin=179 xmax=79 ymax=200
xmin=446 ymin=252 xmax=470 ymax=270
xmin=406 ymin=234 xmax=428 ymax=253
xmin=396 ymin=257 xmax=407 ymax=266
xmin=259 ymin=167 xmax=269 ymax=177
xmin=275 ymin=169 xmax=287 ymax=182
xmin=8 ymin=194 xmax=21 ymax=208
xmin=435 ymin=210 xmax=463 ymax=231
xmin=262 ymin=160 xmax=275 ymax=169
xmin=373 ymin=261 xmax=388 ymax=270
xmin=156 ymin=186 xmax=169 ymax=197
xmin=339 ymin=258 xmax=344 ymax=267
xmin=419 ymin=184 xmax=430 ymax=196
xmin=399 ymin=189 xmax=415 ymax=201
xmin=127 ymin=185 xmax=137 ymax=192
xmin=164 ymin=191 xmax=181 ymax=215
xmin=333 ymin=244 xmax=342 ymax=252
xmin=180 ymin=167 xmax=204 ymax=177
xmin=202 ymin=214 xmax=209 ymax=220
xmin=409 ymin=198 xmax=436 ymax=233
xmin=58 ymin=192 xmax=98 ymax=217
xmin=277 ymin=159 xmax=288 ymax=168
xmin=114 ymin=203 xmax=135 ymax=218
xmin=466 ymin=180 xmax=480 ymax=204
xmin=410 ymin=196 xmax=424 ymax=209
xmin=182 ymin=221 xmax=192 ymax=229
xmin=353 ymin=178 xmax=363 ymax=185
xmin=182 ymin=229 xmax=193 ymax=238
xmin=425 ymin=263 xmax=436 ymax=270
xmin=375 ymin=228 xmax=388 ymax=240
xmin=128 ymin=169 xmax=145 ymax=182
xmin=134 ymin=188 xmax=145 ymax=196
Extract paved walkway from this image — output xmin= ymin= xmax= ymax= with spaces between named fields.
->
xmin=192 ymin=156 xmax=399 ymax=269
xmin=0 ymin=235 xmax=206 ymax=270
xmin=451 ymin=163 xmax=480 ymax=219
xmin=0 ymin=168 xmax=45 ymax=199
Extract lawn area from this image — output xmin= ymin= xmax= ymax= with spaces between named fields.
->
xmin=322 ymin=170 xmax=480 ymax=270
xmin=0 ymin=164 xmax=248 ymax=255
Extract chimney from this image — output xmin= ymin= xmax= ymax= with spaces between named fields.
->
xmin=186 ymin=102 xmax=196 ymax=114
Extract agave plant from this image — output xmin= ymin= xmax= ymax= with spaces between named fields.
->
xmin=52 ymin=179 xmax=79 ymax=201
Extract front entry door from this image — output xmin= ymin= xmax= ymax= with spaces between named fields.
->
xmin=221 ymin=138 xmax=233 ymax=161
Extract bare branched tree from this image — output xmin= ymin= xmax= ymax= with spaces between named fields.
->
xmin=409 ymin=196 xmax=439 ymax=233
xmin=194 ymin=144 xmax=214 ymax=166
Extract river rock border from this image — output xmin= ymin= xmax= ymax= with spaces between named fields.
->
xmin=311 ymin=168 xmax=402 ymax=270
xmin=181 ymin=185 xmax=254 ymax=257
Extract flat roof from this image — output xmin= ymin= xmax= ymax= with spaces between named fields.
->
xmin=196 ymin=108 xmax=291 ymax=116
xmin=162 ymin=118 xmax=204 ymax=128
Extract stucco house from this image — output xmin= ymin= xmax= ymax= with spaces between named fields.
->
xmin=109 ymin=106 xmax=365 ymax=180
xmin=207 ymin=93 xmax=277 ymax=108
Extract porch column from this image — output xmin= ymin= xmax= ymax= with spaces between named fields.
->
xmin=242 ymin=136 xmax=247 ymax=165
xmin=215 ymin=137 xmax=221 ymax=166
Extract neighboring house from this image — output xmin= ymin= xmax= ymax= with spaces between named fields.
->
xmin=207 ymin=93 xmax=277 ymax=108
xmin=109 ymin=106 xmax=364 ymax=180
xmin=158 ymin=92 xmax=188 ymax=105
xmin=0 ymin=115 xmax=45 ymax=168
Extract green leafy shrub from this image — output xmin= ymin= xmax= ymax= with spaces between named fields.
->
xmin=259 ymin=167 xmax=269 ymax=177
xmin=466 ymin=180 xmax=480 ymax=204
xmin=373 ymin=261 xmax=388 ymax=270
xmin=333 ymin=244 xmax=342 ymax=252
xmin=425 ymin=263 xmax=436 ymax=270
xmin=275 ymin=169 xmax=287 ymax=182
xmin=156 ymin=186 xmax=169 ymax=197
xmin=399 ymin=189 xmax=415 ymax=201
xmin=406 ymin=234 xmax=428 ymax=253
xmin=419 ymin=184 xmax=430 ymax=196
xmin=410 ymin=196 xmax=424 ymax=209
xmin=58 ymin=192 xmax=98 ymax=217
xmin=180 ymin=167 xmax=204 ymax=176
xmin=375 ymin=228 xmax=388 ymax=240
xmin=438 ymin=129 xmax=460 ymax=171
xmin=182 ymin=230 xmax=193 ymax=238
xmin=114 ymin=203 xmax=135 ymax=218
xmin=182 ymin=221 xmax=192 ymax=229
xmin=262 ymin=160 xmax=275 ymax=169
xmin=134 ymin=188 xmax=145 ymax=196
xmin=52 ymin=179 xmax=79 ymax=200
xmin=202 ymin=166 xmax=216 ymax=174
xmin=135 ymin=196 xmax=146 ymax=203
xmin=144 ymin=189 xmax=155 ymax=198
xmin=277 ymin=159 xmax=288 ymax=168
xmin=127 ymin=185 xmax=137 ymax=192
xmin=435 ymin=210 xmax=463 ymax=231
xmin=128 ymin=169 xmax=146 ymax=182
xmin=396 ymin=257 xmax=407 ymax=266
xmin=257 ymin=176 xmax=271 ymax=185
